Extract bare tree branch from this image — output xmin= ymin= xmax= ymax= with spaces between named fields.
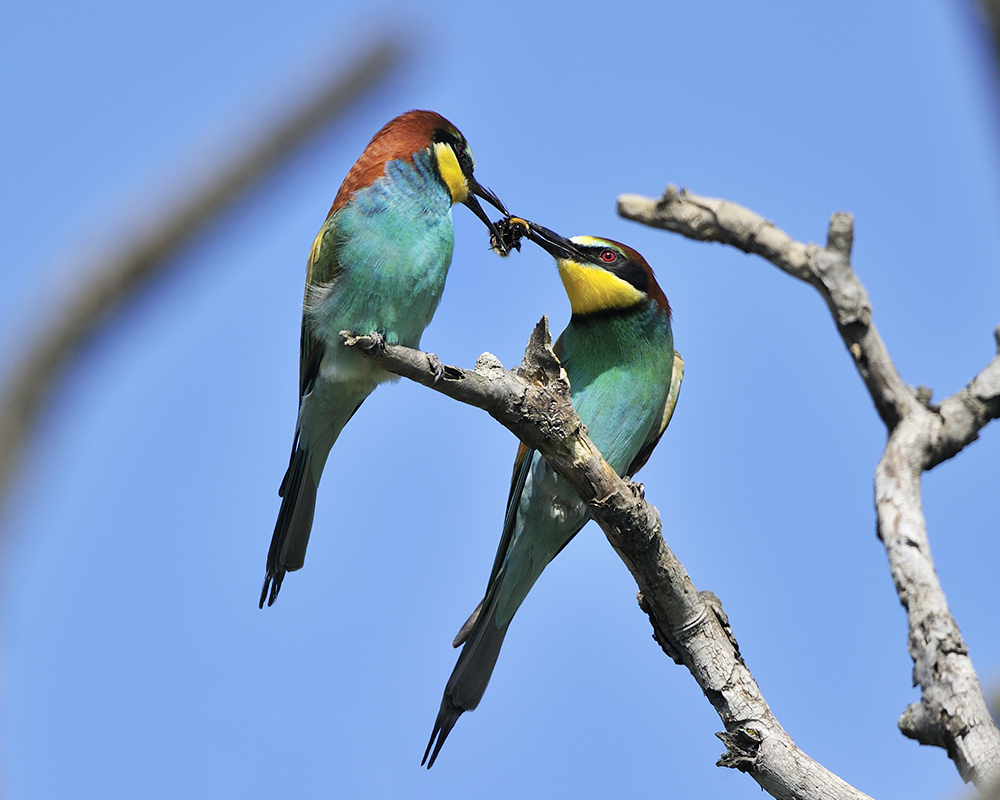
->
xmin=342 ymin=323 xmax=873 ymax=800
xmin=618 ymin=184 xmax=1000 ymax=787
xmin=618 ymin=186 xmax=910 ymax=427
xmin=881 ymin=341 xmax=1000 ymax=782
xmin=0 ymin=37 xmax=404 ymax=519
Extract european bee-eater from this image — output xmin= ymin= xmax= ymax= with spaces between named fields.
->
xmin=423 ymin=221 xmax=683 ymax=766
xmin=260 ymin=110 xmax=506 ymax=608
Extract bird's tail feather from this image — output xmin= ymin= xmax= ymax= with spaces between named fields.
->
xmin=259 ymin=390 xmax=366 ymax=608
xmin=421 ymin=695 xmax=462 ymax=768
xmin=423 ymin=594 xmax=511 ymax=767
xmin=259 ymin=444 xmax=319 ymax=608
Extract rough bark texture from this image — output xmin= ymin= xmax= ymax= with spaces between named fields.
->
xmin=343 ymin=323 xmax=874 ymax=800
xmin=618 ymin=185 xmax=1000 ymax=787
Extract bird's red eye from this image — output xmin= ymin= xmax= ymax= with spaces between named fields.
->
xmin=601 ymin=250 xmax=616 ymax=263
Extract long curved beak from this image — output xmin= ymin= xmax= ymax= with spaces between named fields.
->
xmin=519 ymin=220 xmax=588 ymax=262
xmin=463 ymin=175 xmax=507 ymax=243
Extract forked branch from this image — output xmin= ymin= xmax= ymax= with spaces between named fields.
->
xmin=618 ymin=184 xmax=1000 ymax=787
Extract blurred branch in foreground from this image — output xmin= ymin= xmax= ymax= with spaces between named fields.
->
xmin=0 ymin=37 xmax=404 ymax=520
xmin=979 ymin=0 xmax=1000 ymax=66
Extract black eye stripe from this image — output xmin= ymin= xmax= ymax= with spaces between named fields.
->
xmin=432 ymin=128 xmax=472 ymax=172
xmin=584 ymin=247 xmax=647 ymax=294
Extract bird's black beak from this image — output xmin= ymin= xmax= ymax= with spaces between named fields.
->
xmin=519 ymin=220 xmax=588 ymax=262
xmin=469 ymin=176 xmax=507 ymax=216
xmin=463 ymin=175 xmax=507 ymax=245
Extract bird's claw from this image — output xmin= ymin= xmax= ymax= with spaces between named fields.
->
xmin=364 ymin=330 xmax=387 ymax=357
xmin=427 ymin=352 xmax=444 ymax=384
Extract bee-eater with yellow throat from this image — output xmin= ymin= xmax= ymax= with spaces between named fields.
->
xmin=423 ymin=221 xmax=682 ymax=766
xmin=260 ymin=110 xmax=506 ymax=608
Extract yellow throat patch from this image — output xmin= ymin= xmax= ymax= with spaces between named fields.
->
xmin=558 ymin=259 xmax=645 ymax=316
xmin=432 ymin=142 xmax=469 ymax=204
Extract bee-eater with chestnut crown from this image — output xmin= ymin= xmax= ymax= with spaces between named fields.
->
xmin=423 ymin=222 xmax=683 ymax=766
xmin=260 ymin=110 xmax=506 ymax=608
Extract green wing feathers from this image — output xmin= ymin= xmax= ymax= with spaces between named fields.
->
xmin=627 ymin=349 xmax=683 ymax=477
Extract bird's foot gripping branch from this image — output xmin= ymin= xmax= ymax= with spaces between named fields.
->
xmin=342 ymin=319 xmax=874 ymax=799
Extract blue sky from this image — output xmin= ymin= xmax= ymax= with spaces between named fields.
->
xmin=2 ymin=1 xmax=999 ymax=798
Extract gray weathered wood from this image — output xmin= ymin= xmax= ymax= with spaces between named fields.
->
xmin=619 ymin=185 xmax=1000 ymax=787
xmin=343 ymin=322 xmax=873 ymax=800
